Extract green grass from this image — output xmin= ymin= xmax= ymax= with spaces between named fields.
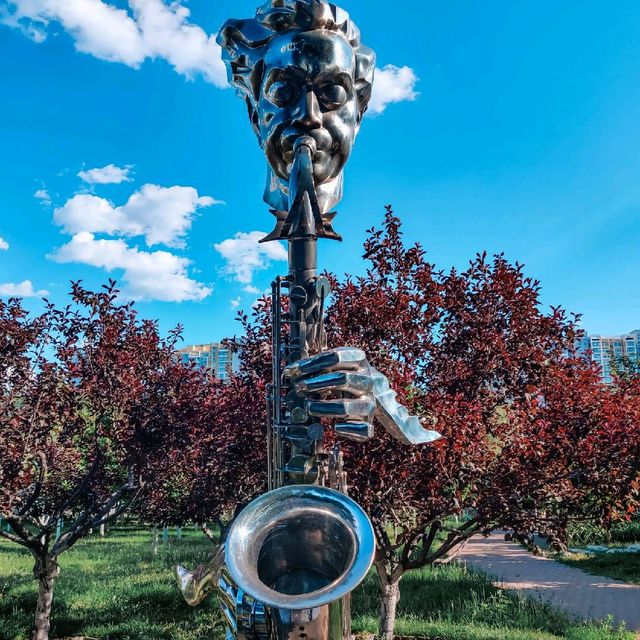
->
xmin=0 ymin=528 xmax=223 ymax=640
xmin=0 ymin=529 xmax=633 ymax=640
xmin=560 ymin=551 xmax=640 ymax=586
xmin=352 ymin=563 xmax=631 ymax=640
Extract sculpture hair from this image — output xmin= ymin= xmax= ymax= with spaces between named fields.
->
xmin=217 ymin=0 xmax=376 ymax=138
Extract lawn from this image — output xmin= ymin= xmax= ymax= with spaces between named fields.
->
xmin=560 ymin=552 xmax=640 ymax=586
xmin=0 ymin=529 xmax=632 ymax=640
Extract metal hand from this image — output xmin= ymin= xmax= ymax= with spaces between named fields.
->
xmin=284 ymin=347 xmax=441 ymax=445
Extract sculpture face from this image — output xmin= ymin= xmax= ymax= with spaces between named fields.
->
xmin=217 ymin=0 xmax=375 ymax=214
xmin=259 ymin=31 xmax=358 ymax=187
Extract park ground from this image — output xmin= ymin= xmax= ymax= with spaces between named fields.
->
xmin=0 ymin=528 xmax=633 ymax=640
xmin=561 ymin=552 xmax=640 ymax=586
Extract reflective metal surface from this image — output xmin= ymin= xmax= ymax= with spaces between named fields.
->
xmin=175 ymin=545 xmax=225 ymax=607
xmin=285 ymin=347 xmax=441 ymax=445
xmin=371 ymin=368 xmax=442 ymax=446
xmin=197 ymin=4 xmax=441 ymax=640
xmin=226 ymin=486 xmax=375 ymax=611
xmin=217 ymin=0 xmax=375 ymax=221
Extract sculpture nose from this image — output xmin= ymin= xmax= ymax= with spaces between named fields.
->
xmin=292 ymin=88 xmax=322 ymax=130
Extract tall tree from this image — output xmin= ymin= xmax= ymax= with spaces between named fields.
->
xmin=138 ymin=304 xmax=270 ymax=537
xmin=0 ymin=282 xmax=210 ymax=640
xmin=138 ymin=371 xmax=267 ymax=540
xmin=325 ymin=209 xmax=640 ymax=638
xmin=230 ymin=209 xmax=640 ymax=639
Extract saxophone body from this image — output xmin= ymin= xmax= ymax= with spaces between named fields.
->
xmin=176 ymin=4 xmax=441 ymax=638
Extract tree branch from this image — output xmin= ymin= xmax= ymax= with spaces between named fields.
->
xmin=202 ymin=523 xmax=217 ymax=543
xmin=51 ymin=475 xmax=139 ymax=556
xmin=0 ymin=527 xmax=35 ymax=548
xmin=56 ymin=453 xmax=102 ymax=517
xmin=89 ymin=479 xmax=142 ymax=531
xmin=400 ymin=528 xmax=421 ymax=568
xmin=428 ymin=534 xmax=468 ymax=564
xmin=412 ymin=521 xmax=441 ymax=568
xmin=3 ymin=514 xmax=39 ymax=548
xmin=16 ymin=452 xmax=47 ymax=517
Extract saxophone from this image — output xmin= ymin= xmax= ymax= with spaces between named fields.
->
xmin=177 ymin=4 xmax=440 ymax=638
xmin=176 ymin=140 xmax=439 ymax=640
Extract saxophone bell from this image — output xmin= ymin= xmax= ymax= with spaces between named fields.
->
xmin=224 ymin=485 xmax=375 ymax=640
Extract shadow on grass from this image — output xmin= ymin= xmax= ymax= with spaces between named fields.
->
xmin=0 ymin=532 xmax=223 ymax=640
xmin=351 ymin=563 xmax=629 ymax=640
xmin=561 ymin=553 xmax=640 ymax=586
xmin=0 ymin=545 xmax=37 ymax=558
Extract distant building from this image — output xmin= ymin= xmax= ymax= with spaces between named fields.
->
xmin=577 ymin=331 xmax=640 ymax=384
xmin=177 ymin=343 xmax=240 ymax=381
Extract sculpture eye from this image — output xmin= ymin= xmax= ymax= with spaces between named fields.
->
xmin=317 ymin=83 xmax=348 ymax=111
xmin=267 ymin=80 xmax=299 ymax=107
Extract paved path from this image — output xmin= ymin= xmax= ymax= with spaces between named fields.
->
xmin=456 ymin=532 xmax=640 ymax=631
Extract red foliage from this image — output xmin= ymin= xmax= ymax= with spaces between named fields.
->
xmin=138 ymin=308 xmax=269 ymax=531
xmin=0 ymin=281 xmax=219 ymax=639
xmin=138 ymin=373 xmax=267 ymax=531
xmin=326 ymin=211 xmax=640 ymax=557
xmin=219 ymin=210 xmax=640 ymax=611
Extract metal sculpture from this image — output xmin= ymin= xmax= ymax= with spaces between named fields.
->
xmin=176 ymin=3 xmax=440 ymax=639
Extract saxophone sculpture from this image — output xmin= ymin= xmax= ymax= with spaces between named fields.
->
xmin=177 ymin=3 xmax=441 ymax=639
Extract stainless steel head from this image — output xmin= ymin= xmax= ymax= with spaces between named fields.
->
xmin=225 ymin=485 xmax=375 ymax=611
xmin=217 ymin=0 xmax=376 ymax=215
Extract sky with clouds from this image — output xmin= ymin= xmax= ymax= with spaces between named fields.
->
xmin=1 ymin=0 xmax=640 ymax=343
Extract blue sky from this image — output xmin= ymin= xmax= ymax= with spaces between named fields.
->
xmin=1 ymin=0 xmax=640 ymax=344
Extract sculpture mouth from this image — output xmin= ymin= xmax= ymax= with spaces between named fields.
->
xmin=285 ymin=148 xmax=328 ymax=176
xmin=281 ymin=129 xmax=332 ymax=165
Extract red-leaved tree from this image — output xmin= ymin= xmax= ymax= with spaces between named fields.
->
xmin=0 ymin=282 xmax=214 ymax=640
xmin=227 ymin=209 xmax=640 ymax=638
xmin=138 ymin=369 xmax=267 ymax=540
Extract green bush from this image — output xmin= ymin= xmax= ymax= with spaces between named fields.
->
xmin=567 ymin=519 xmax=640 ymax=548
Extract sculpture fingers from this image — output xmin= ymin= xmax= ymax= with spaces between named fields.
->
xmin=284 ymin=347 xmax=367 ymax=380
xmin=294 ymin=371 xmax=374 ymax=397
xmin=284 ymin=347 xmax=441 ymax=446
xmin=371 ymin=369 xmax=442 ymax=446
xmin=334 ymin=421 xmax=375 ymax=443
xmin=308 ymin=397 xmax=376 ymax=421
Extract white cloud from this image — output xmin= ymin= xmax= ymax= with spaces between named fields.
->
xmin=0 ymin=237 xmax=8 ymax=251
xmin=0 ymin=280 xmax=49 ymax=297
xmin=51 ymin=232 xmax=211 ymax=302
xmin=2 ymin=0 xmax=146 ymax=66
xmin=129 ymin=0 xmax=225 ymax=86
xmin=34 ymin=188 xmax=51 ymax=206
xmin=369 ymin=65 xmax=419 ymax=115
xmin=54 ymin=184 xmax=219 ymax=248
xmin=230 ymin=297 xmax=241 ymax=310
xmin=243 ymin=285 xmax=261 ymax=295
xmin=50 ymin=177 xmax=215 ymax=303
xmin=2 ymin=2 xmax=419 ymax=116
xmin=78 ymin=164 xmax=133 ymax=184
xmin=214 ymin=231 xmax=287 ymax=285
xmin=1 ymin=0 xmax=227 ymax=87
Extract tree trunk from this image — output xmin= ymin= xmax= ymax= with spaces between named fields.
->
xmin=378 ymin=579 xmax=401 ymax=640
xmin=32 ymin=555 xmax=60 ymax=640
xmin=201 ymin=523 xmax=217 ymax=544
xmin=99 ymin=523 xmax=106 ymax=537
